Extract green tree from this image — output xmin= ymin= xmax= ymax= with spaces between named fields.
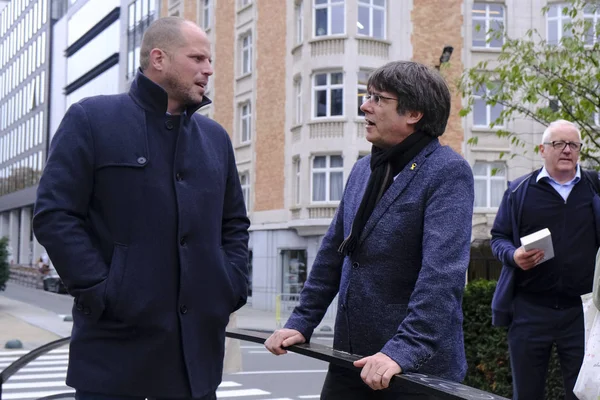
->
xmin=459 ymin=0 xmax=600 ymax=165
xmin=0 ymin=236 xmax=9 ymax=291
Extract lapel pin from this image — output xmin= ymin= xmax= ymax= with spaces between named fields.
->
xmin=410 ymin=163 xmax=417 ymax=170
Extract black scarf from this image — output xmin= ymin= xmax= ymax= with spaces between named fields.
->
xmin=338 ymin=131 xmax=434 ymax=257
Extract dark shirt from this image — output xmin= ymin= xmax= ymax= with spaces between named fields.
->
xmin=517 ymin=179 xmax=597 ymax=299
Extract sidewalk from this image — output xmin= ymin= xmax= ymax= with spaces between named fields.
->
xmin=0 ymin=288 xmax=334 ymax=350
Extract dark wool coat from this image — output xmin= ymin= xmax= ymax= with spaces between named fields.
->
xmin=33 ymin=72 xmax=250 ymax=398
xmin=285 ymin=140 xmax=474 ymax=382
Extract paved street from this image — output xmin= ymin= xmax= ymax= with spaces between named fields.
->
xmin=1 ymin=283 xmax=331 ymax=399
xmin=0 ymin=341 xmax=329 ymax=400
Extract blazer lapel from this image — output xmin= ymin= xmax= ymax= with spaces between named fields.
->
xmin=357 ymin=140 xmax=440 ymax=246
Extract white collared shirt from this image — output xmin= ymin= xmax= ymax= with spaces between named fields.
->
xmin=536 ymin=164 xmax=581 ymax=201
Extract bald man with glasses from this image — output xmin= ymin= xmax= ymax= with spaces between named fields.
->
xmin=491 ymin=119 xmax=600 ymax=400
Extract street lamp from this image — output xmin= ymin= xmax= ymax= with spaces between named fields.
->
xmin=435 ymin=45 xmax=454 ymax=70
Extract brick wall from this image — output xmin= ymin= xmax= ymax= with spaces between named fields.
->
xmin=213 ymin=1 xmax=235 ymax=135
xmin=254 ymin=0 xmax=286 ymax=211
xmin=411 ymin=0 xmax=464 ymax=154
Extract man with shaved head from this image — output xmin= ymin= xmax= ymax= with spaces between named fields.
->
xmin=492 ymin=119 xmax=600 ymax=399
xmin=33 ymin=17 xmax=250 ymax=400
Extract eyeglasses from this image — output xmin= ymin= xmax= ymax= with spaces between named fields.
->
xmin=362 ymin=93 xmax=399 ymax=107
xmin=543 ymin=140 xmax=583 ymax=152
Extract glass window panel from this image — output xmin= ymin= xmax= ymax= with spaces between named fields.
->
xmin=489 ymin=3 xmax=503 ymax=17
xmin=330 ymin=155 xmax=343 ymax=167
xmin=490 ymin=181 xmax=505 ymax=206
xmin=357 ymin=5 xmax=369 ymax=35
xmin=373 ymin=9 xmax=384 ymax=38
xmin=548 ymin=20 xmax=558 ymax=44
xmin=490 ymin=19 xmax=504 ymax=47
xmin=473 ymin=99 xmax=487 ymax=126
xmin=330 ymin=88 xmax=343 ymax=116
xmin=312 ymin=172 xmax=326 ymax=201
xmin=490 ymin=103 xmax=502 ymax=124
xmin=474 ymin=179 xmax=486 ymax=207
xmin=315 ymin=8 xmax=327 ymax=36
xmin=313 ymin=156 xmax=326 ymax=168
xmin=374 ymin=0 xmax=384 ymax=6
xmin=331 ymin=72 xmax=343 ymax=85
xmin=315 ymin=90 xmax=327 ymax=117
xmin=330 ymin=171 xmax=343 ymax=201
xmin=331 ymin=4 xmax=344 ymax=34
xmin=315 ymin=73 xmax=327 ymax=86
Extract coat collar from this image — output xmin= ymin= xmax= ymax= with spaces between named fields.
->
xmin=358 ymin=138 xmax=441 ymax=246
xmin=128 ymin=69 xmax=212 ymax=119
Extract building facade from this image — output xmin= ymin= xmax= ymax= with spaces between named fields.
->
xmin=0 ymin=0 xmax=51 ymax=265
xmin=0 ymin=0 xmax=157 ymax=268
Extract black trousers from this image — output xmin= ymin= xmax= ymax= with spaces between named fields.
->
xmin=508 ymin=294 xmax=585 ymax=400
xmin=320 ymin=364 xmax=435 ymax=400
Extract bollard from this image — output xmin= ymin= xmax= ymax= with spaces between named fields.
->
xmin=4 ymin=340 xmax=23 ymax=349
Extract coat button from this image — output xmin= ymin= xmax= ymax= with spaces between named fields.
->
xmin=180 ymin=305 xmax=188 ymax=314
xmin=180 ymin=237 xmax=187 ymax=246
xmin=352 ymin=262 xmax=359 ymax=269
xmin=176 ymin=173 xmax=182 ymax=181
xmin=137 ymin=157 xmax=147 ymax=165
xmin=165 ymin=120 xmax=174 ymax=130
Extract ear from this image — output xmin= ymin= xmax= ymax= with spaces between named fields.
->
xmin=539 ymin=143 xmax=546 ymax=157
xmin=406 ymin=110 xmax=424 ymax=125
xmin=149 ymin=48 xmax=167 ymax=71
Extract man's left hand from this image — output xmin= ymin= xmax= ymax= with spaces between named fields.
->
xmin=353 ymin=352 xmax=402 ymax=390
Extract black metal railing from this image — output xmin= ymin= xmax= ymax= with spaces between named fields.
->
xmin=1 ymin=330 xmax=509 ymax=400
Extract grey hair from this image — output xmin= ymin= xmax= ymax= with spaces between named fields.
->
xmin=541 ymin=119 xmax=582 ymax=143
xmin=140 ymin=17 xmax=190 ymax=71
xmin=367 ymin=61 xmax=451 ymax=137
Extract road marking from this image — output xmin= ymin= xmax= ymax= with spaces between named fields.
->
xmin=7 ymin=373 xmax=66 ymax=381
xmin=0 ymin=355 xmax=69 ymax=363
xmin=2 ymin=390 xmax=74 ymax=400
xmin=240 ymin=345 xmax=264 ymax=349
xmin=247 ymin=350 xmax=300 ymax=355
xmin=13 ymin=366 xmax=68 ymax=373
xmin=216 ymin=389 xmax=270 ymax=398
xmin=298 ymin=396 xmax=320 ymax=399
xmin=233 ymin=370 xmax=327 ymax=375
xmin=0 ymin=349 xmax=69 ymax=357
xmin=0 ymin=360 xmax=68 ymax=368
xmin=3 ymin=381 xmax=69 ymax=390
xmin=219 ymin=381 xmax=241 ymax=388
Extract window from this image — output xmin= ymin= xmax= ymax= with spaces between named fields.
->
xmin=201 ymin=0 xmax=211 ymax=30
xmin=357 ymin=69 xmax=371 ymax=117
xmin=584 ymin=4 xmax=600 ymax=46
xmin=314 ymin=0 xmax=345 ymax=37
xmin=281 ymin=249 xmax=307 ymax=295
xmin=312 ymin=155 xmax=343 ymax=202
xmin=127 ymin=0 xmax=157 ymax=79
xmin=295 ymin=1 xmax=304 ymax=44
xmin=547 ymin=3 xmax=571 ymax=45
xmin=294 ymin=78 xmax=302 ymax=124
xmin=241 ymin=33 xmax=252 ymax=75
xmin=240 ymin=171 xmax=250 ymax=210
xmin=313 ymin=72 xmax=343 ymax=118
xmin=472 ymin=3 xmax=504 ymax=48
xmin=357 ymin=0 xmax=385 ymax=39
xmin=294 ymin=158 xmax=301 ymax=205
xmin=473 ymin=82 xmax=503 ymax=127
xmin=473 ymin=162 xmax=506 ymax=209
xmin=240 ymin=102 xmax=252 ymax=143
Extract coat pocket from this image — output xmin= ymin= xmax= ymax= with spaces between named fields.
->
xmin=103 ymin=243 xmax=129 ymax=321
xmin=219 ymin=246 xmax=238 ymax=309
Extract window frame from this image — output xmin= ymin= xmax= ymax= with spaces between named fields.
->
xmin=473 ymin=161 xmax=506 ymax=210
xmin=357 ymin=0 xmax=386 ymax=39
xmin=240 ymin=171 xmax=251 ymax=211
xmin=312 ymin=71 xmax=344 ymax=119
xmin=473 ymin=82 xmax=504 ymax=128
xmin=471 ymin=2 xmax=505 ymax=49
xmin=313 ymin=0 xmax=346 ymax=37
xmin=240 ymin=32 xmax=253 ymax=75
xmin=547 ymin=3 xmax=571 ymax=45
xmin=311 ymin=154 xmax=344 ymax=203
xmin=240 ymin=102 xmax=252 ymax=144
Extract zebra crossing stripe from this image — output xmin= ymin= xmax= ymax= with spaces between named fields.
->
xmin=0 ymin=360 xmax=68 ymax=368
xmin=6 ymin=373 xmax=66 ymax=381
xmin=216 ymin=389 xmax=270 ymax=398
xmin=3 ymin=381 xmax=70 ymax=390
xmin=2 ymin=390 xmax=74 ymax=400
